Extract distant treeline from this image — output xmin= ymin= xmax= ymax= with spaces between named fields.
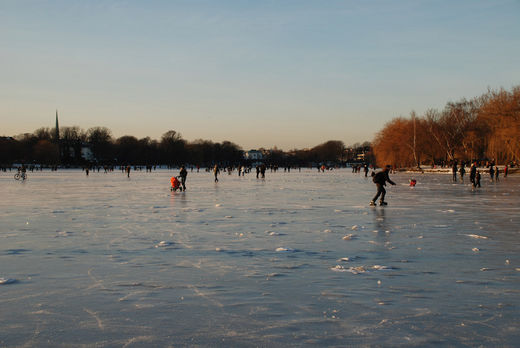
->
xmin=373 ymin=86 xmax=520 ymax=168
xmin=0 ymin=126 xmax=370 ymax=167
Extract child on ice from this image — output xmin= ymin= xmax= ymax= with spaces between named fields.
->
xmin=170 ymin=177 xmax=182 ymax=191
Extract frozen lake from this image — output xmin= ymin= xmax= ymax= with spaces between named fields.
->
xmin=1 ymin=168 xmax=519 ymax=347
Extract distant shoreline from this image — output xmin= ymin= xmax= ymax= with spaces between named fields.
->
xmin=400 ymin=166 xmax=519 ymax=175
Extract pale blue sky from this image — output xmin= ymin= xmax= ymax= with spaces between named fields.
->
xmin=1 ymin=0 xmax=519 ymax=150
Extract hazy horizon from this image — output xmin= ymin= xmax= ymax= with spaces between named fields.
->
xmin=2 ymin=1 xmax=519 ymax=150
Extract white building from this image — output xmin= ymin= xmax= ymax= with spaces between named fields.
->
xmin=245 ymin=150 xmax=263 ymax=161
xmin=81 ymin=145 xmax=95 ymax=162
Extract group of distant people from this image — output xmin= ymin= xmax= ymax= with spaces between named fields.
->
xmin=368 ymin=160 xmax=513 ymax=206
xmin=170 ymin=163 xmax=273 ymax=191
xmin=453 ymin=161 xmax=509 ymax=188
xmin=168 ymin=160 xmax=514 ymax=207
xmin=32 ymin=159 xmax=509 ymax=207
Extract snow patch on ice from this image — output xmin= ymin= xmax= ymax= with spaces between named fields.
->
xmin=155 ymin=241 xmax=173 ymax=248
xmin=466 ymin=234 xmax=489 ymax=239
xmin=337 ymin=256 xmax=361 ymax=262
xmin=342 ymin=234 xmax=356 ymax=240
xmin=331 ymin=265 xmax=393 ymax=274
xmin=55 ymin=231 xmax=73 ymax=237
xmin=0 ymin=278 xmax=17 ymax=285
xmin=331 ymin=265 xmax=366 ymax=274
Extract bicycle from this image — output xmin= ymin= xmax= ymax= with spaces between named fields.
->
xmin=14 ymin=172 xmax=27 ymax=181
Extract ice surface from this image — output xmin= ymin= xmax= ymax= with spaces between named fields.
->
xmin=1 ymin=169 xmax=519 ymax=346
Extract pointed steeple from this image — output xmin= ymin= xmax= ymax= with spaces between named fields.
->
xmin=55 ymin=110 xmax=60 ymax=142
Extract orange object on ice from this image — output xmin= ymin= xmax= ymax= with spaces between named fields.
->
xmin=171 ymin=177 xmax=180 ymax=190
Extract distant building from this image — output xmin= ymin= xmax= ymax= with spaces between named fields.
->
xmin=245 ymin=150 xmax=263 ymax=161
xmin=54 ymin=111 xmax=96 ymax=163
xmin=81 ymin=144 xmax=95 ymax=162
xmin=63 ymin=142 xmax=95 ymax=162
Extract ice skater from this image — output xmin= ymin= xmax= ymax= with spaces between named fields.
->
xmin=260 ymin=164 xmax=266 ymax=179
xmin=370 ymin=165 xmax=396 ymax=206
xmin=213 ymin=164 xmax=220 ymax=182
xmin=470 ymin=163 xmax=477 ymax=187
xmin=452 ymin=161 xmax=458 ymax=182
xmin=179 ymin=165 xmax=187 ymax=191
xmin=459 ymin=164 xmax=465 ymax=182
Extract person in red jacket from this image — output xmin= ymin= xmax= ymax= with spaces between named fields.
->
xmin=170 ymin=177 xmax=181 ymax=191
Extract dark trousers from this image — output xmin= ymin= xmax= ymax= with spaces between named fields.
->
xmin=372 ymin=184 xmax=386 ymax=202
xmin=181 ymin=177 xmax=186 ymax=190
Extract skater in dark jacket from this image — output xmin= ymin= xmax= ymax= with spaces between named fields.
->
xmin=470 ymin=163 xmax=477 ymax=187
xmin=370 ymin=165 xmax=396 ymax=206
xmin=179 ymin=165 xmax=188 ymax=191
xmin=452 ymin=161 xmax=458 ymax=182
xmin=475 ymin=170 xmax=481 ymax=188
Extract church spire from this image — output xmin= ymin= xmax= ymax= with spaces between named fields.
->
xmin=55 ymin=110 xmax=60 ymax=142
